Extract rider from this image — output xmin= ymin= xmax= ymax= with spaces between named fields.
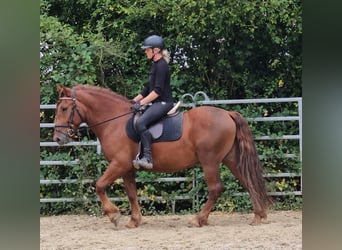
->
xmin=132 ymin=35 xmax=174 ymax=169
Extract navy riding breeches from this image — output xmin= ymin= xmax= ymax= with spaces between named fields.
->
xmin=135 ymin=102 xmax=174 ymax=133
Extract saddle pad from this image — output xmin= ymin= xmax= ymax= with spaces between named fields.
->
xmin=126 ymin=112 xmax=183 ymax=143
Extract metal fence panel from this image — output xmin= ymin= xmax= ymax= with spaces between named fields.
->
xmin=40 ymin=96 xmax=302 ymax=208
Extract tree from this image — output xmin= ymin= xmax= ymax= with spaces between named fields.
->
xmin=40 ymin=0 xmax=302 ymax=103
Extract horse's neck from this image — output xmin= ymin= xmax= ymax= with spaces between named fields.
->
xmin=78 ymin=92 xmax=131 ymax=139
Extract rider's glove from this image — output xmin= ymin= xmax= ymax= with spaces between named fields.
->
xmin=131 ymin=102 xmax=142 ymax=113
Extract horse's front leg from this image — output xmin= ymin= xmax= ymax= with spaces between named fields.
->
xmin=96 ymin=163 xmax=124 ymax=226
xmin=122 ymin=170 xmax=142 ymax=228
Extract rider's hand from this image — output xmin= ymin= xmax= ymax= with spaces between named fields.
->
xmin=131 ymin=102 xmax=142 ymax=113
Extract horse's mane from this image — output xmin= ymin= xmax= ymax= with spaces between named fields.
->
xmin=74 ymin=84 xmax=133 ymax=104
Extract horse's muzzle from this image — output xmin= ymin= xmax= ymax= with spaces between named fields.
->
xmin=53 ymin=131 xmax=71 ymax=145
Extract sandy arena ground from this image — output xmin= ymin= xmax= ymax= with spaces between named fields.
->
xmin=40 ymin=210 xmax=302 ymax=250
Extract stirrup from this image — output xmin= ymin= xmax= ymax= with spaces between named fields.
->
xmin=141 ymin=159 xmax=153 ymax=169
xmin=132 ymin=159 xmax=140 ymax=170
xmin=132 ymin=157 xmax=153 ymax=170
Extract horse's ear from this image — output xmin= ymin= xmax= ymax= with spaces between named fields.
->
xmin=57 ymin=85 xmax=70 ymax=98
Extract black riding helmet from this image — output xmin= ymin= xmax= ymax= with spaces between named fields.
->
xmin=141 ymin=35 xmax=165 ymax=50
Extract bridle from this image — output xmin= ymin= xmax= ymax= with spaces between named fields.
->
xmin=54 ymin=88 xmax=133 ymax=138
xmin=54 ymin=88 xmax=85 ymax=138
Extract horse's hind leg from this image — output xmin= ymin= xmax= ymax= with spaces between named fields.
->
xmin=122 ymin=170 xmax=142 ymax=228
xmin=191 ymin=161 xmax=223 ymax=227
xmin=222 ymin=150 xmax=268 ymax=225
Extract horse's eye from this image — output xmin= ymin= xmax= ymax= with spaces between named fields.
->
xmin=61 ymin=107 xmax=68 ymax=112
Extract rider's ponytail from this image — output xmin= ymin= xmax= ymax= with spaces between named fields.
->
xmin=161 ymin=49 xmax=170 ymax=64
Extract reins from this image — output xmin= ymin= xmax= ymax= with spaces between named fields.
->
xmin=85 ymin=111 xmax=133 ymax=129
xmin=55 ymin=88 xmax=133 ymax=137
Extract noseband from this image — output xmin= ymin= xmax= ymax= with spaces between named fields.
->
xmin=54 ymin=88 xmax=85 ymax=138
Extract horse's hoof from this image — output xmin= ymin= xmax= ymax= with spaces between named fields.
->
xmin=250 ymin=220 xmax=268 ymax=226
xmin=260 ymin=218 xmax=269 ymax=224
xmin=189 ymin=218 xmax=201 ymax=227
xmin=111 ymin=213 xmax=122 ymax=227
xmin=250 ymin=216 xmax=268 ymax=226
xmin=125 ymin=221 xmax=139 ymax=228
xmin=249 ymin=221 xmax=260 ymax=226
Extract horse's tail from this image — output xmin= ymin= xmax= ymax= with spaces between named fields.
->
xmin=228 ymin=111 xmax=272 ymax=210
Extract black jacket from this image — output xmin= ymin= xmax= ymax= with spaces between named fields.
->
xmin=140 ymin=58 xmax=173 ymax=103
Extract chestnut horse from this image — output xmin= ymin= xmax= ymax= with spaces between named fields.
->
xmin=53 ymin=84 xmax=270 ymax=228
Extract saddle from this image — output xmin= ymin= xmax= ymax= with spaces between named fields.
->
xmin=125 ymin=102 xmax=183 ymax=143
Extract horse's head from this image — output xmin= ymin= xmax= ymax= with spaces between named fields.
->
xmin=53 ymin=86 xmax=85 ymax=145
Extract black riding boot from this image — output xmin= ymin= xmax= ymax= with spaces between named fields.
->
xmin=133 ymin=130 xmax=153 ymax=169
